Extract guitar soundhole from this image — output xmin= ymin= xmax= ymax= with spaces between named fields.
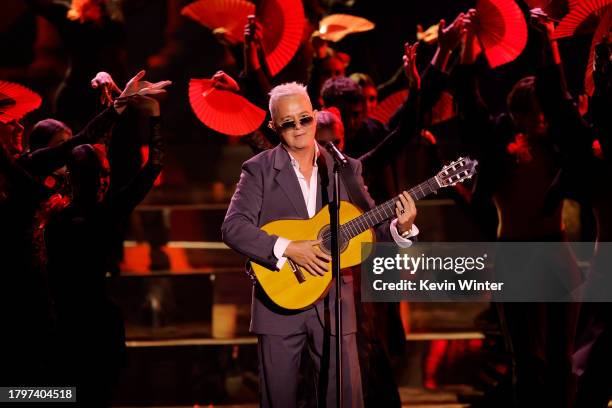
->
xmin=317 ymin=225 xmax=349 ymax=255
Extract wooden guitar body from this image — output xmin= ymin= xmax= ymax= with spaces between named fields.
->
xmin=250 ymin=200 xmax=374 ymax=310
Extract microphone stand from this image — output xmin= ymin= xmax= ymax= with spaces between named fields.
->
xmin=325 ymin=142 xmax=347 ymax=408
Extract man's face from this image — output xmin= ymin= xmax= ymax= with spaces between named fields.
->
xmin=317 ymin=57 xmax=346 ymax=106
xmin=316 ymin=121 xmax=345 ymax=151
xmin=49 ymin=129 xmax=72 ymax=148
xmin=321 ymin=57 xmax=346 ymax=82
xmin=338 ymin=102 xmax=365 ymax=140
xmin=270 ymin=94 xmax=317 ymax=151
xmin=362 ymin=86 xmax=378 ymax=116
xmin=512 ymin=102 xmax=548 ymax=138
xmin=0 ymin=120 xmax=24 ymax=155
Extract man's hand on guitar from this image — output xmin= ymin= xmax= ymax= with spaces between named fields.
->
xmin=396 ymin=191 xmax=417 ymax=234
xmin=284 ymin=240 xmax=331 ymax=276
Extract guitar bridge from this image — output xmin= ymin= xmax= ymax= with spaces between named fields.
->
xmin=288 ymin=259 xmax=306 ymax=284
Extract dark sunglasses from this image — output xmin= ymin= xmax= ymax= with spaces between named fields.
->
xmin=278 ymin=115 xmax=314 ymax=131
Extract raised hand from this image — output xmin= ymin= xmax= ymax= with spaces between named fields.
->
xmin=119 ymin=70 xmax=172 ymax=99
xmin=114 ymin=70 xmax=172 ymax=114
xmin=530 ymin=8 xmax=556 ymax=38
xmin=244 ymin=15 xmax=264 ymax=71
xmin=91 ymin=71 xmax=121 ymax=107
xmin=211 ymin=70 xmax=240 ymax=92
xmin=244 ymin=15 xmax=263 ymax=48
xmin=438 ymin=13 xmax=469 ymax=53
xmin=461 ymin=9 xmax=480 ymax=65
xmin=530 ymin=8 xmax=561 ymax=65
xmin=403 ymin=42 xmax=420 ymax=89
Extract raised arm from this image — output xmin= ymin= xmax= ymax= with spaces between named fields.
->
xmin=18 ymin=106 xmax=120 ymax=177
xmin=241 ymin=16 xmax=272 ymax=108
xmin=420 ymin=13 xmax=467 ymax=116
xmin=532 ymin=15 xmax=584 ymax=138
xmin=104 ymin=95 xmax=165 ymax=217
xmin=236 ymin=22 xmax=282 ymax=149
xmin=367 ymin=12 xmax=469 ymax=164
xmin=18 ymin=70 xmax=170 ymax=177
xmin=213 ymin=69 xmax=279 ymax=153
xmin=452 ymin=11 xmax=497 ymax=159
xmin=388 ymin=13 xmax=466 ymax=132
xmin=591 ymin=37 xmax=612 ymax=159
xmin=532 ymin=14 xmax=594 ymax=184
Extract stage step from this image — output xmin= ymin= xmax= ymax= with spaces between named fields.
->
xmin=107 ymin=271 xmax=489 ymax=339
xmin=125 ymin=332 xmax=485 ymax=349
xmin=113 ymin=333 xmax=482 ymax=406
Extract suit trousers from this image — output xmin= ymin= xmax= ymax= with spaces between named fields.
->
xmin=257 ymin=307 xmax=364 ymax=408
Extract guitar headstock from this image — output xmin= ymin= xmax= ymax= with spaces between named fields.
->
xmin=436 ymin=157 xmax=478 ymax=187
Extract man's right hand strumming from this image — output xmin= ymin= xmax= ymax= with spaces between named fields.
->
xmin=284 ymin=240 xmax=331 ymax=276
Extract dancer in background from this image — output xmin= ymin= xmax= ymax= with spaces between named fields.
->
xmin=573 ymin=36 xmax=612 ymax=408
xmin=452 ymin=10 xmax=588 ymax=407
xmin=44 ymin=88 xmax=166 ymax=407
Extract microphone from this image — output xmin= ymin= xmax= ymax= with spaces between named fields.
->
xmin=324 ymin=141 xmax=348 ymax=167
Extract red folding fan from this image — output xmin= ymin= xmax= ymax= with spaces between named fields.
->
xmin=318 ymin=14 xmax=375 ymax=43
xmin=431 ymin=92 xmax=456 ymax=125
xmin=585 ymin=6 xmax=612 ymax=96
xmin=554 ymin=0 xmax=612 ymax=39
xmin=257 ymin=0 xmax=305 ymax=76
xmin=180 ymin=0 xmax=255 ymax=45
xmin=475 ymin=0 xmax=528 ymax=68
xmin=370 ymin=90 xmax=408 ymax=125
xmin=188 ymin=78 xmax=266 ymax=136
xmin=0 ymin=81 xmax=42 ymax=124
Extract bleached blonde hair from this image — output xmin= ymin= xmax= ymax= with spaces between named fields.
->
xmin=268 ymin=82 xmax=310 ymax=121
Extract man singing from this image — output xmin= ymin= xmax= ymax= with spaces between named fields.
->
xmin=221 ymin=82 xmax=418 ymax=407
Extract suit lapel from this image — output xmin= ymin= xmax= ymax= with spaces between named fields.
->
xmin=273 ymin=145 xmax=309 ymax=219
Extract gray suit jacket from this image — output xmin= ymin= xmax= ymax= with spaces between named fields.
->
xmin=221 ymin=143 xmax=392 ymax=335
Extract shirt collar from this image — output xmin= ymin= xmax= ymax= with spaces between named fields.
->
xmin=285 ymin=143 xmax=320 ymax=170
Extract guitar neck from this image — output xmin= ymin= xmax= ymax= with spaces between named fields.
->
xmin=341 ymin=176 xmax=441 ymax=239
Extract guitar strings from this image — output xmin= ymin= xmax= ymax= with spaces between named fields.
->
xmin=317 ymin=175 xmax=444 ymax=243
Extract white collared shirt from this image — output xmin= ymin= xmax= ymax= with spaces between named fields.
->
xmin=290 ymin=145 xmax=319 ymax=219
xmin=272 ymin=145 xmax=418 ymax=269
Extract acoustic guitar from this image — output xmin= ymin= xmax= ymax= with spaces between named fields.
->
xmin=250 ymin=157 xmax=478 ymax=310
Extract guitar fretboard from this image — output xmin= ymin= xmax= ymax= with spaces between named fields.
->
xmin=340 ymin=176 xmax=441 ymax=240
